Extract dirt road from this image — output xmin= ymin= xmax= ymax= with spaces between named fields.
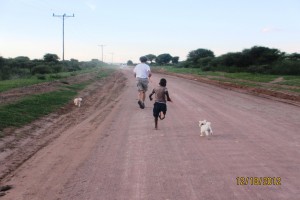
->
xmin=1 ymin=68 xmax=300 ymax=199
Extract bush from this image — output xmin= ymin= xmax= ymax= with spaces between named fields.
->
xmin=212 ymin=65 xmax=245 ymax=73
xmin=36 ymin=74 xmax=46 ymax=80
xmin=198 ymin=57 xmax=214 ymax=67
xmin=49 ymin=74 xmax=62 ymax=79
xmin=270 ymin=60 xmax=300 ymax=75
xmin=51 ymin=65 xmax=63 ymax=73
xmin=247 ymin=65 xmax=271 ymax=74
xmin=0 ymin=65 xmax=11 ymax=80
xmin=201 ymin=65 xmax=213 ymax=71
xmin=32 ymin=65 xmax=52 ymax=74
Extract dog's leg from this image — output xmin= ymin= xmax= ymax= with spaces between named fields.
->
xmin=205 ymin=131 xmax=209 ymax=136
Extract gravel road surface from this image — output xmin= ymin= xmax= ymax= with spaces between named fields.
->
xmin=1 ymin=68 xmax=300 ymax=200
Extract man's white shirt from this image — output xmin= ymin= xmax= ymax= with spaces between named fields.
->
xmin=133 ymin=63 xmax=150 ymax=78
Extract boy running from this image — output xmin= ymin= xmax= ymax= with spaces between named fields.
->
xmin=149 ymin=78 xmax=172 ymax=129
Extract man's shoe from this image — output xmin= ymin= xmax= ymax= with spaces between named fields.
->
xmin=138 ymin=100 xmax=143 ymax=109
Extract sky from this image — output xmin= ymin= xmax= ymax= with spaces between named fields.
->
xmin=0 ymin=0 xmax=299 ymax=63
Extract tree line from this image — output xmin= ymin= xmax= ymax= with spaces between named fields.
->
xmin=2 ymin=45 xmax=299 ymax=81
xmin=0 ymin=53 xmax=105 ymax=80
xmin=127 ymin=54 xmax=179 ymax=66
xmin=131 ymin=46 xmax=300 ymax=75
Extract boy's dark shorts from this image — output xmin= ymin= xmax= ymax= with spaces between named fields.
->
xmin=153 ymin=102 xmax=167 ymax=118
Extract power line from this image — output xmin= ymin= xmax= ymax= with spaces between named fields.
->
xmin=53 ymin=13 xmax=75 ymax=61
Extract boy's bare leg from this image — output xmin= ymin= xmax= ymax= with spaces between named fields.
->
xmin=159 ymin=112 xmax=165 ymax=120
xmin=154 ymin=117 xmax=158 ymax=129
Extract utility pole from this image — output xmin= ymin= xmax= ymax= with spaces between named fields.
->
xmin=53 ymin=13 xmax=75 ymax=61
xmin=110 ymin=52 xmax=114 ymax=64
xmin=98 ymin=44 xmax=106 ymax=62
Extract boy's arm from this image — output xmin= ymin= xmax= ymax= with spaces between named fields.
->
xmin=149 ymin=89 xmax=155 ymax=101
xmin=165 ymin=91 xmax=172 ymax=102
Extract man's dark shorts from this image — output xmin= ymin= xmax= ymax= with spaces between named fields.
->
xmin=153 ymin=102 xmax=167 ymax=118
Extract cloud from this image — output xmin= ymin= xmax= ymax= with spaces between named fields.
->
xmin=261 ymin=27 xmax=282 ymax=33
xmin=85 ymin=2 xmax=96 ymax=11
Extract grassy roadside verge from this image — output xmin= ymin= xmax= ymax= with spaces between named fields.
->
xmin=0 ymin=68 xmax=115 ymax=134
xmin=0 ymin=89 xmax=77 ymax=131
xmin=152 ymin=66 xmax=300 ymax=92
xmin=0 ymin=67 xmax=101 ymax=93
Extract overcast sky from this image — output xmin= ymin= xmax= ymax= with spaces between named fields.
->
xmin=0 ymin=0 xmax=299 ymax=63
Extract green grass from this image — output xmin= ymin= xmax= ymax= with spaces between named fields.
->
xmin=0 ymin=67 xmax=102 ymax=92
xmin=63 ymin=81 xmax=93 ymax=91
xmin=0 ymin=78 xmax=45 ymax=92
xmin=0 ymin=89 xmax=77 ymax=131
xmin=0 ymin=68 xmax=115 ymax=133
xmin=156 ymin=66 xmax=221 ymax=76
xmin=279 ymin=77 xmax=300 ymax=87
xmin=96 ymin=68 xmax=115 ymax=79
xmin=223 ymin=73 xmax=279 ymax=82
xmin=155 ymin=66 xmax=300 ymax=86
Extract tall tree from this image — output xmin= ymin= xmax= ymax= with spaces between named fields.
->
xmin=145 ymin=54 xmax=156 ymax=63
xmin=0 ymin=56 xmax=5 ymax=68
xmin=14 ymin=56 xmax=30 ymax=69
xmin=242 ymin=46 xmax=283 ymax=65
xmin=187 ymin=48 xmax=215 ymax=64
xmin=285 ymin=53 xmax=300 ymax=61
xmin=43 ymin=53 xmax=59 ymax=63
xmin=171 ymin=56 xmax=179 ymax=64
xmin=155 ymin=53 xmax=172 ymax=65
xmin=127 ymin=60 xmax=134 ymax=66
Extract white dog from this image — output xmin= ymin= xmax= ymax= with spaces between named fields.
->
xmin=74 ymin=97 xmax=83 ymax=107
xmin=199 ymin=120 xmax=213 ymax=136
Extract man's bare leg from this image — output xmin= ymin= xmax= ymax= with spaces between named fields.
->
xmin=154 ymin=117 xmax=158 ymax=129
xmin=141 ymin=91 xmax=146 ymax=108
xmin=138 ymin=91 xmax=142 ymax=101
xmin=138 ymin=91 xmax=145 ymax=109
xmin=142 ymin=91 xmax=145 ymax=102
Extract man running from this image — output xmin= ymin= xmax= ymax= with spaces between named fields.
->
xmin=133 ymin=56 xmax=152 ymax=109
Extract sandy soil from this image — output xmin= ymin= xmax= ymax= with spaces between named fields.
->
xmin=0 ymin=70 xmax=126 ymax=183
xmin=0 ymin=68 xmax=299 ymax=199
